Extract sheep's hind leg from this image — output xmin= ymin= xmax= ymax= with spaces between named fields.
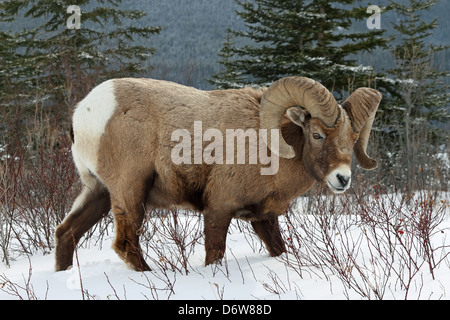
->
xmin=251 ymin=217 xmax=286 ymax=257
xmin=110 ymin=181 xmax=151 ymax=272
xmin=55 ymin=179 xmax=110 ymax=271
xmin=203 ymin=213 xmax=232 ymax=266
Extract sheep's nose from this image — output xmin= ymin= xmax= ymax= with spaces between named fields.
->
xmin=326 ymin=165 xmax=351 ymax=193
xmin=336 ymin=173 xmax=350 ymax=188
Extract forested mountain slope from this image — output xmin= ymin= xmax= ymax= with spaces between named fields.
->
xmin=125 ymin=0 xmax=449 ymax=88
xmin=2 ymin=0 xmax=448 ymax=88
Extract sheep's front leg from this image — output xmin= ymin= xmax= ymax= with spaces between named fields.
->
xmin=203 ymin=212 xmax=232 ymax=266
xmin=251 ymin=217 xmax=286 ymax=257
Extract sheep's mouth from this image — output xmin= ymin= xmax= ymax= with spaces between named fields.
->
xmin=326 ymin=180 xmax=348 ymax=194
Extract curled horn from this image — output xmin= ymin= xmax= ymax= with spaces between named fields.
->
xmin=342 ymin=88 xmax=382 ymax=170
xmin=260 ymin=76 xmax=339 ymax=158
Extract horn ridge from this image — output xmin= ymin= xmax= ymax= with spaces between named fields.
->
xmin=260 ymin=76 xmax=339 ymax=159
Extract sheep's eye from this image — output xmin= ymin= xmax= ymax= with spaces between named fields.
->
xmin=312 ymin=133 xmax=323 ymax=140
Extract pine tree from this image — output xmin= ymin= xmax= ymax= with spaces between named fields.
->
xmin=388 ymin=0 xmax=449 ymax=125
xmin=207 ymin=29 xmax=246 ymax=89
xmin=211 ymin=0 xmax=387 ymax=97
xmin=385 ymin=0 xmax=449 ymax=190
xmin=0 ymin=0 xmax=161 ymax=123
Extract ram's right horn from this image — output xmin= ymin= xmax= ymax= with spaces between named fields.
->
xmin=342 ymin=88 xmax=382 ymax=170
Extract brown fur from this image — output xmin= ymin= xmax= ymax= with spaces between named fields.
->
xmin=55 ymin=78 xmax=378 ymax=271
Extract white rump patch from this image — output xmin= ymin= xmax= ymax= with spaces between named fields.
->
xmin=72 ymin=79 xmax=117 ymax=175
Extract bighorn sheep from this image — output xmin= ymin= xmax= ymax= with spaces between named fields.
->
xmin=55 ymin=76 xmax=381 ymax=271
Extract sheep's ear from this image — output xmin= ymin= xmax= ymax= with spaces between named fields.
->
xmin=286 ymin=107 xmax=307 ymax=129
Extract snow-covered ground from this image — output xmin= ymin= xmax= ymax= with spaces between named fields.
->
xmin=1 ymin=195 xmax=449 ymax=300
xmin=1 ymin=232 xmax=353 ymax=300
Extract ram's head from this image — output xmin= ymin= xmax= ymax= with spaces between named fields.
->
xmin=260 ymin=77 xmax=382 ymax=193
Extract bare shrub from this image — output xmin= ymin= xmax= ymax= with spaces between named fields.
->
xmin=0 ymin=129 xmax=79 ymax=260
xmin=0 ymin=143 xmax=21 ymax=266
xmin=279 ymin=179 xmax=450 ymax=299
xmin=140 ymin=208 xmax=204 ymax=275
xmin=13 ymin=138 xmax=78 ymax=254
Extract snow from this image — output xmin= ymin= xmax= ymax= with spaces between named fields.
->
xmin=376 ymin=75 xmax=417 ymax=85
xmin=1 ymin=195 xmax=449 ymax=300
xmin=296 ymin=12 xmax=326 ymax=20
xmin=79 ymin=52 xmax=94 ymax=59
xmin=335 ymin=64 xmax=374 ymax=73
xmin=0 ymin=234 xmax=355 ymax=300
